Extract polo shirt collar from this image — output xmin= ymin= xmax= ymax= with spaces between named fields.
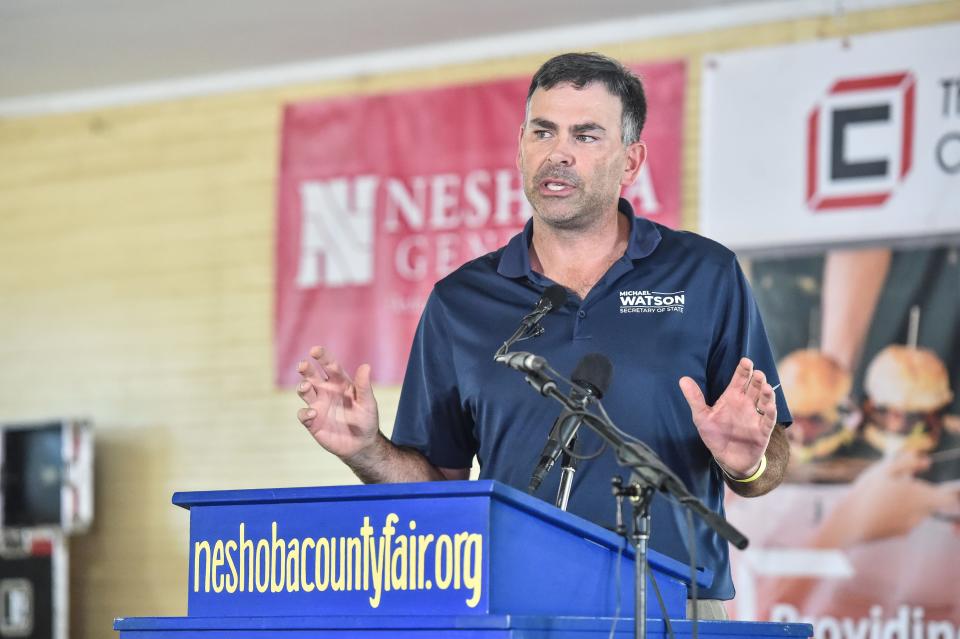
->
xmin=497 ymin=197 xmax=662 ymax=279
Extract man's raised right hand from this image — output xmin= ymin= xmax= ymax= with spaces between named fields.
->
xmin=296 ymin=346 xmax=381 ymax=462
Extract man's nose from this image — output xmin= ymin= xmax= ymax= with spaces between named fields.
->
xmin=548 ymin=137 xmax=575 ymax=166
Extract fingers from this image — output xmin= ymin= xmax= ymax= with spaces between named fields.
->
xmin=308 ymin=346 xmax=349 ymax=384
xmin=730 ymin=357 xmax=754 ymax=393
xmin=296 ymin=348 xmax=374 ymax=413
xmin=755 ymin=382 xmax=777 ymax=422
xmin=296 ymin=354 xmax=327 ymax=408
xmin=297 ymin=407 xmax=317 ymax=429
xmin=678 ymin=377 xmax=708 ymax=419
xmin=297 ymin=353 xmax=326 ymax=387
xmin=353 ymin=363 xmax=375 ymax=404
xmin=297 ymin=346 xmax=349 ymax=387
xmin=297 ymin=379 xmax=319 ymax=405
xmin=749 ymin=373 xmax=776 ymax=424
xmin=746 ymin=369 xmax=767 ymax=402
xmin=758 ymin=380 xmax=775 ymax=405
xmin=730 ymin=356 xmax=776 ymax=417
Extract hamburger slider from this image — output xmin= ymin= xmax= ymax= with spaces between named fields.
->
xmin=862 ymin=345 xmax=954 ymax=454
xmin=778 ymin=349 xmax=856 ymax=464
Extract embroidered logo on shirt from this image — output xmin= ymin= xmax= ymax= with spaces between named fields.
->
xmin=619 ymin=289 xmax=685 ymax=314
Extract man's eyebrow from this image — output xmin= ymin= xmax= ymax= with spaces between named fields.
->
xmin=527 ymin=118 xmax=608 ymax=135
xmin=571 ymin=122 xmax=606 ymax=134
xmin=529 ymin=117 xmax=557 ymax=130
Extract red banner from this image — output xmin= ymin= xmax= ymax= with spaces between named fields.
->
xmin=275 ymin=61 xmax=686 ymax=385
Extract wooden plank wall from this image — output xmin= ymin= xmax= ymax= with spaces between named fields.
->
xmin=0 ymin=3 xmax=956 ymax=637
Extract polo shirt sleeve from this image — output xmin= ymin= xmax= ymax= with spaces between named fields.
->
xmin=389 ymin=290 xmax=478 ymax=469
xmin=705 ymin=257 xmax=793 ymax=426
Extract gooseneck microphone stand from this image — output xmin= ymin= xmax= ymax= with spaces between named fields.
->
xmin=494 ymin=284 xmax=568 ymax=361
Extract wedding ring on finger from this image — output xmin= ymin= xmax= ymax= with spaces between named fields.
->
xmin=755 ymin=382 xmax=779 ymax=415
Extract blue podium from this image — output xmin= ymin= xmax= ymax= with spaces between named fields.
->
xmin=114 ymin=480 xmax=810 ymax=638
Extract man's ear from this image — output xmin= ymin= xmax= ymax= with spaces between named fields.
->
xmin=621 ymin=141 xmax=647 ymax=186
xmin=516 ymin=125 xmax=525 ymax=170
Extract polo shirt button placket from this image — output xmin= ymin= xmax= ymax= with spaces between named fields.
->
xmin=575 ymin=309 xmax=589 ymax=340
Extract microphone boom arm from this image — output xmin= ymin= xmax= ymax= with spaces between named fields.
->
xmin=570 ymin=409 xmax=748 ymax=550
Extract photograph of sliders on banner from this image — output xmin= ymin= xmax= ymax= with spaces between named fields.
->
xmin=729 ymin=243 xmax=960 ymax=631
xmin=700 ymin=22 xmax=960 ymax=635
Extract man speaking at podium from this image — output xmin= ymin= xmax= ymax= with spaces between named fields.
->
xmin=295 ymin=53 xmax=791 ymax=615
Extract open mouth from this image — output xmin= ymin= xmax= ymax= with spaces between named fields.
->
xmin=540 ymin=179 xmax=576 ymax=195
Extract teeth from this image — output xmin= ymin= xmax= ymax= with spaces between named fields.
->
xmin=546 ymin=183 xmax=566 ymax=191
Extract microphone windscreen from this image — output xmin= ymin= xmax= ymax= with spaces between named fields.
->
xmin=542 ymin=284 xmax=568 ymax=311
xmin=571 ymin=353 xmax=614 ymax=399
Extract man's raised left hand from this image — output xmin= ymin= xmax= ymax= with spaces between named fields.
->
xmin=678 ymin=357 xmax=777 ymax=479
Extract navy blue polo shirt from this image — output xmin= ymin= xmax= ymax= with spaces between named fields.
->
xmin=391 ymin=199 xmax=791 ymax=600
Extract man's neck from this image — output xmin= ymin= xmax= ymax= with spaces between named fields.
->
xmin=529 ymin=206 xmax=630 ymax=300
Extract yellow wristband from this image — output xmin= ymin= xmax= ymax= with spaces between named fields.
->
xmin=722 ymin=454 xmax=767 ymax=483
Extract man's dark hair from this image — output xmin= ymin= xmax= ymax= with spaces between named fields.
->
xmin=525 ymin=52 xmax=647 ymax=145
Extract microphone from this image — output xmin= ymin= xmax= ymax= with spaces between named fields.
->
xmin=528 ymin=353 xmax=614 ymax=493
xmin=495 ymin=351 xmax=547 ymax=373
xmin=496 ymin=284 xmax=568 ymax=359
xmin=521 ymin=284 xmax=568 ymax=329
xmin=570 ymin=353 xmax=613 ymax=401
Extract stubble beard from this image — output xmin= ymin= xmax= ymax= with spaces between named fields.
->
xmin=527 ymin=190 xmax=608 ymax=231
xmin=523 ymin=166 xmax=618 ymax=232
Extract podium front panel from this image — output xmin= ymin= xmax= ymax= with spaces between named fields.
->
xmin=176 ymin=481 xmax=699 ymax=619
xmin=185 ymin=491 xmax=491 ymax=617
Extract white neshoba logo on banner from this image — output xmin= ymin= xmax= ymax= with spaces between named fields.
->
xmin=298 ymin=177 xmax=377 ymax=288
xmin=619 ymin=289 xmax=685 ymax=314
xmin=806 ymin=72 xmax=916 ymax=211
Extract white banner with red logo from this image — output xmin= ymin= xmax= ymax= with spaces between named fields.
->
xmin=275 ymin=61 xmax=686 ymax=385
xmin=699 ymin=22 xmax=960 ymax=251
